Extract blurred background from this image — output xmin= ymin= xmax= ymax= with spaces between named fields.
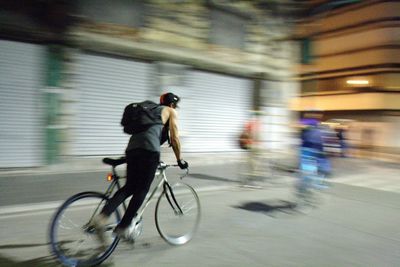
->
xmin=0 ymin=0 xmax=399 ymax=169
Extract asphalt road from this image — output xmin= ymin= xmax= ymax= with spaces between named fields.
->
xmin=0 ymin=182 xmax=399 ymax=267
xmin=0 ymin=163 xmax=243 ymax=208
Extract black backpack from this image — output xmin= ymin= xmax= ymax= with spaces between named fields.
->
xmin=121 ymin=100 xmax=163 ymax=135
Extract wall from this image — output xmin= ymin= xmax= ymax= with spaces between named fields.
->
xmin=0 ymin=0 xmax=300 ymax=165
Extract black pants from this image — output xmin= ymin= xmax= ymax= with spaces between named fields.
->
xmin=101 ymin=149 xmax=160 ymax=228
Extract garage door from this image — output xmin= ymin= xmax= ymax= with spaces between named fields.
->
xmin=69 ymin=53 xmax=155 ymax=156
xmin=0 ymin=40 xmax=45 ymax=167
xmin=178 ymin=70 xmax=252 ymax=152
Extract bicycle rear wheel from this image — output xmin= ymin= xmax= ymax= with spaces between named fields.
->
xmin=155 ymin=182 xmax=201 ymax=245
xmin=49 ymin=192 xmax=120 ymax=267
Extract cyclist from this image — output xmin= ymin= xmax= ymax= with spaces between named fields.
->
xmin=91 ymin=92 xmax=188 ymax=243
xmin=297 ymin=111 xmax=331 ymax=196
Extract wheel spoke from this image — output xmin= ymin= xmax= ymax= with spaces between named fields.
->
xmin=155 ymin=183 xmax=200 ymax=245
xmin=50 ymin=192 xmax=120 ymax=266
xmin=59 ymin=214 xmax=80 ymax=230
xmin=179 ymin=200 xmax=196 ymax=213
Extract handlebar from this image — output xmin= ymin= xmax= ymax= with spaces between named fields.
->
xmin=158 ymin=162 xmax=189 ymax=179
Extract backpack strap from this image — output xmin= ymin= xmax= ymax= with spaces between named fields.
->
xmin=140 ymin=101 xmax=162 ymax=122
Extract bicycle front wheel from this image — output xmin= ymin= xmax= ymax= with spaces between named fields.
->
xmin=49 ymin=191 xmax=120 ymax=267
xmin=155 ymin=182 xmax=201 ymax=245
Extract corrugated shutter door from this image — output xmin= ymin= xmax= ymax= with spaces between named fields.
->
xmin=69 ymin=53 xmax=154 ymax=156
xmin=0 ymin=40 xmax=45 ymax=167
xmin=181 ymin=70 xmax=252 ymax=152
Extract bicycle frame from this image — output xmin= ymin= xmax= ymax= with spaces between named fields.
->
xmin=134 ymin=162 xmax=187 ymax=220
xmin=89 ymin=162 xmax=186 ymax=226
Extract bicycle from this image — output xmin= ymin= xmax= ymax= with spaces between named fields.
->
xmin=49 ymin=157 xmax=201 ymax=267
xmin=295 ymin=148 xmax=330 ymax=209
xmin=238 ymin=149 xmax=293 ymax=188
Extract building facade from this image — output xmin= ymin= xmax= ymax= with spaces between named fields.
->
xmin=0 ymin=0 xmax=301 ymax=167
xmin=292 ymin=0 xmax=400 ymax=160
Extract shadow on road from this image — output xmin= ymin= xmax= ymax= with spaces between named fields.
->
xmin=234 ymin=200 xmax=298 ymax=216
xmin=0 ymin=242 xmax=50 ymax=250
xmin=189 ymin=173 xmax=238 ymax=183
xmin=0 ymin=253 xmax=116 ymax=267
xmin=0 ymin=242 xmax=118 ymax=267
xmin=0 ymin=254 xmax=60 ymax=267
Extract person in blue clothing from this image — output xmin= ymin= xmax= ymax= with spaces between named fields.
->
xmin=297 ymin=112 xmax=331 ymax=196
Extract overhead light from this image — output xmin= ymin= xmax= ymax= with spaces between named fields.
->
xmin=346 ymin=80 xmax=369 ymax=85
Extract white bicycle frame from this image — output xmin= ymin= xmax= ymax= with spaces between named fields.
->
xmin=129 ymin=162 xmax=188 ymax=225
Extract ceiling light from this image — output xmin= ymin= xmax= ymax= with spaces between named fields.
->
xmin=346 ymin=80 xmax=369 ymax=85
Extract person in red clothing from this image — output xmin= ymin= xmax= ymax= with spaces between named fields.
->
xmin=239 ymin=116 xmax=261 ymax=150
xmin=239 ymin=112 xmax=262 ymax=186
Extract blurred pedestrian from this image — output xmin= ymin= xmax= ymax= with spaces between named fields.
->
xmin=336 ymin=125 xmax=348 ymax=157
xmin=239 ymin=111 xmax=262 ymax=186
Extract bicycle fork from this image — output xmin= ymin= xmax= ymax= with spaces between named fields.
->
xmin=163 ymin=182 xmax=184 ymax=216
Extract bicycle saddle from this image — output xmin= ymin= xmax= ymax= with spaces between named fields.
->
xmin=102 ymin=157 xmax=126 ymax=167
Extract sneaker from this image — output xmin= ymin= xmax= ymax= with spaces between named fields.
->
xmin=89 ymin=213 xmax=109 ymax=248
xmin=113 ymin=217 xmax=143 ymax=243
xmin=113 ymin=226 xmax=131 ymax=240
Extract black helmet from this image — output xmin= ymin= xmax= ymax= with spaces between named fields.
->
xmin=160 ymin=92 xmax=180 ymax=107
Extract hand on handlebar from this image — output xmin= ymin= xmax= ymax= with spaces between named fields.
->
xmin=177 ymin=159 xmax=189 ymax=170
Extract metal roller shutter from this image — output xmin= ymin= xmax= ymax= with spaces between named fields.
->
xmin=0 ymin=40 xmax=45 ymax=167
xmin=69 ymin=53 xmax=154 ymax=156
xmin=180 ymin=70 xmax=252 ymax=152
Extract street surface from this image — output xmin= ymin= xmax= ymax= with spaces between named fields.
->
xmin=0 ymin=157 xmax=399 ymax=266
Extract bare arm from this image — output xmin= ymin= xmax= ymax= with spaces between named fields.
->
xmin=161 ymin=107 xmax=182 ymax=161
xmin=168 ymin=108 xmax=182 ymax=161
